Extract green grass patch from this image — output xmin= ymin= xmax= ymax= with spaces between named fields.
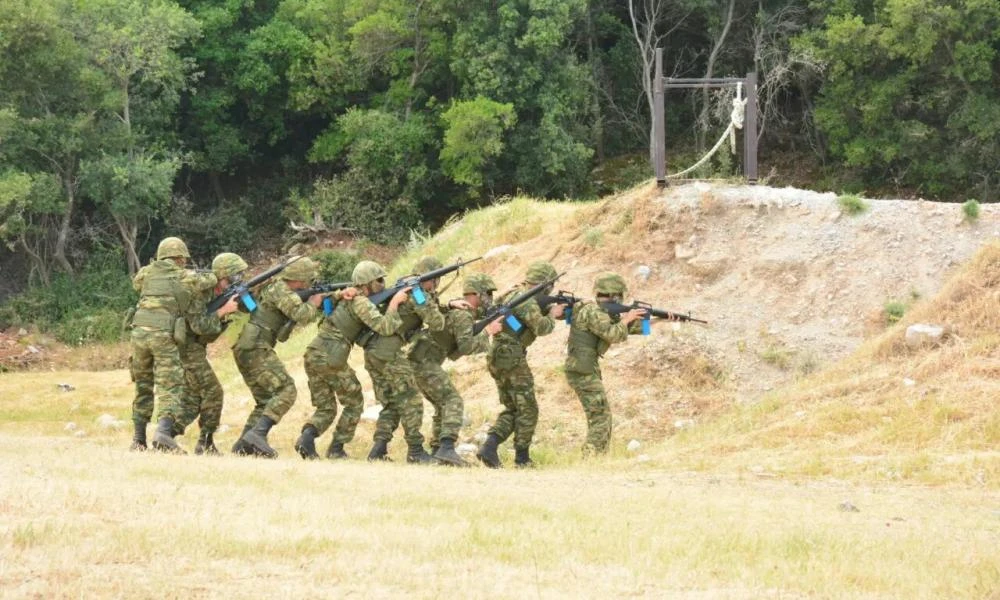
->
xmin=837 ymin=193 xmax=868 ymax=215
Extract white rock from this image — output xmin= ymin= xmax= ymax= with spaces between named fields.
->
xmin=626 ymin=439 xmax=641 ymax=453
xmin=635 ymin=265 xmax=652 ymax=281
xmin=73 ymin=430 xmax=87 ymax=437
xmin=360 ymin=405 xmax=382 ymax=422
xmin=473 ymin=431 xmax=488 ymax=445
xmin=217 ymin=424 xmax=231 ymax=434
xmin=636 ymin=454 xmax=651 ymax=463
xmin=905 ymin=323 xmax=945 ymax=349
xmin=673 ymin=419 xmax=695 ymax=430
xmin=794 ymin=410 xmax=807 ymax=418
xmin=64 ymin=422 xmax=77 ymax=431
xmin=56 ymin=383 xmax=75 ymax=392
xmin=95 ymin=414 xmax=125 ymax=430
xmin=456 ymin=443 xmax=478 ymax=455
xmin=903 ymin=378 xmax=916 ymax=386
xmin=27 ymin=345 xmax=40 ymax=354
xmin=17 ymin=328 xmax=27 ymax=337
xmin=484 ymin=244 xmax=512 ymax=259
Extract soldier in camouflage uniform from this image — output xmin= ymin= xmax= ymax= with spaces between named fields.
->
xmin=172 ymin=253 xmax=247 ymax=455
xmin=408 ymin=271 xmax=502 ymax=466
xmin=477 ymin=262 xmax=564 ymax=468
xmin=364 ymin=257 xmax=447 ymax=464
xmin=293 ymin=261 xmax=402 ymax=460
xmin=129 ymin=237 xmax=218 ymax=453
xmin=564 ymin=273 xmax=646 ymax=455
xmin=232 ymin=257 xmax=322 ymax=458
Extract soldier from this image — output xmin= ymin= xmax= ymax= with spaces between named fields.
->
xmin=130 ymin=237 xmax=216 ymax=453
xmin=172 ymin=252 xmax=247 ymax=455
xmin=408 ymin=271 xmax=502 ymax=466
xmin=232 ymin=257 xmax=322 ymax=458
xmin=364 ymin=257 xmax=446 ymax=463
xmin=564 ymin=273 xmax=646 ymax=455
xmin=295 ymin=260 xmax=407 ymax=460
xmin=477 ymin=262 xmax=564 ymax=468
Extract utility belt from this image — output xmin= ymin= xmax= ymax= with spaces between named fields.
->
xmin=132 ymin=310 xmax=186 ymax=345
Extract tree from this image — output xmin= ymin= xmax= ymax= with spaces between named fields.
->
xmin=439 ymin=97 xmax=516 ymax=199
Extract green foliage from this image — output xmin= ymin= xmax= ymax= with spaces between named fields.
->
xmin=311 ymin=249 xmax=360 ymax=283
xmin=164 ymin=199 xmax=254 ymax=263
xmin=0 ymin=247 xmax=136 ymax=344
xmin=583 ymin=227 xmax=604 ymax=248
xmin=837 ymin=194 xmax=868 ymax=215
xmin=884 ymin=300 xmax=907 ymax=324
xmin=440 ymin=97 xmax=517 ymax=194
xmin=962 ymin=199 xmax=980 ymax=221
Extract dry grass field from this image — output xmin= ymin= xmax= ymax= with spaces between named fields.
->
xmin=3 ymin=184 xmax=1000 ymax=598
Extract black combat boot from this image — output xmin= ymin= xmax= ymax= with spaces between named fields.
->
xmin=406 ymin=443 xmax=434 ymax=464
xmin=326 ymin=441 xmax=349 ymax=460
xmin=476 ymin=433 xmax=502 ymax=468
xmin=294 ymin=425 xmax=320 ymax=460
xmin=514 ymin=446 xmax=534 ymax=468
xmin=241 ymin=416 xmax=278 ymax=458
xmin=231 ymin=423 xmax=253 ymax=455
xmin=367 ymin=439 xmax=390 ymax=462
xmin=151 ymin=417 xmax=184 ymax=453
xmin=194 ymin=429 xmax=219 ymax=455
xmin=433 ymin=437 xmax=468 ymax=467
xmin=130 ymin=419 xmax=148 ymax=451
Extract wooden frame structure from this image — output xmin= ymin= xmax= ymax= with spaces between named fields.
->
xmin=652 ymin=48 xmax=758 ymax=187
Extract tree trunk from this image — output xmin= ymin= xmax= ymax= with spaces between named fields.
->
xmin=115 ymin=215 xmax=141 ymax=275
xmin=53 ymin=174 xmax=75 ymax=275
xmin=697 ymin=0 xmax=737 ymax=154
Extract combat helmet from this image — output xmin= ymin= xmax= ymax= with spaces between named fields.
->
xmin=157 ymin=237 xmax=190 ymax=260
xmin=281 ymin=257 xmax=318 ymax=282
xmin=594 ymin=273 xmax=628 ymax=297
xmin=463 ymin=273 xmax=498 ymax=295
xmin=413 ymin=256 xmax=443 ymax=274
xmin=524 ymin=261 xmax=558 ymax=285
xmin=212 ymin=252 xmax=248 ymax=280
xmin=352 ymin=260 xmax=387 ymax=286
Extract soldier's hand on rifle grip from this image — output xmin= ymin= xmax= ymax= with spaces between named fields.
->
xmin=548 ymin=303 xmax=565 ymax=319
xmin=308 ymin=294 xmax=324 ymax=307
xmin=340 ymin=287 xmax=358 ymax=300
xmin=216 ymin=296 xmax=240 ymax=318
xmin=448 ymin=299 xmax=472 ymax=310
xmin=620 ymin=308 xmax=647 ymax=325
xmin=484 ymin=318 xmax=503 ymax=336
xmin=388 ymin=289 xmax=410 ymax=310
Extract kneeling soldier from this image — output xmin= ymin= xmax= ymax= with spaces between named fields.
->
xmin=232 ymin=257 xmax=322 ymax=458
xmin=564 ymin=273 xmax=646 ymax=454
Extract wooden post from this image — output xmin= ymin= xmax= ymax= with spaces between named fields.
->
xmin=654 ymin=48 xmax=667 ymax=187
xmin=744 ymin=71 xmax=758 ymax=183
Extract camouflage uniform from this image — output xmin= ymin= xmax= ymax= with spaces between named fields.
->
xmin=364 ymin=291 xmax=445 ymax=452
xmin=565 ymin=299 xmax=641 ymax=454
xmin=130 ymin=263 xmax=213 ymax=425
xmin=233 ymin=279 xmax=316 ymax=428
xmin=173 ymin=282 xmax=228 ymax=440
xmin=300 ymin=290 xmax=391 ymax=454
xmin=485 ymin=275 xmax=556 ymax=460
xmin=408 ymin=304 xmax=490 ymax=447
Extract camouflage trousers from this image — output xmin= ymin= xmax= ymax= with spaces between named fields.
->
xmin=566 ymin=369 xmax=612 ymax=454
xmin=487 ymin=344 xmax=538 ymax=450
xmin=130 ymin=327 xmax=186 ymax=423
xmin=234 ymin=346 xmax=297 ymax=428
xmin=365 ymin=350 xmax=424 ymax=447
xmin=175 ymin=342 xmax=224 ymax=434
xmin=410 ymin=356 xmax=464 ymax=445
xmin=303 ymin=337 xmax=364 ymax=444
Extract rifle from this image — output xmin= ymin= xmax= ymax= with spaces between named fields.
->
xmin=368 ymin=257 xmax=483 ymax=306
xmin=296 ymin=281 xmax=353 ymax=316
xmin=205 ymin=256 xmax=302 ymax=314
xmin=472 ymin=272 xmax=565 ymax=336
xmin=537 ymin=290 xmax=579 ymax=324
xmin=599 ymin=300 xmax=708 ymax=335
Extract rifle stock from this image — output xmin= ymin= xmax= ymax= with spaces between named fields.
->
xmin=205 ymin=255 xmax=303 ymax=314
xmin=368 ymin=257 xmax=482 ymax=306
xmin=472 ymin=272 xmax=565 ymax=335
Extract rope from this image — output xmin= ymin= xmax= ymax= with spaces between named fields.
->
xmin=667 ymin=82 xmax=748 ymax=179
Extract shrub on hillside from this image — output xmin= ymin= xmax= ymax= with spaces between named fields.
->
xmin=837 ymin=193 xmax=868 ymax=215
xmin=962 ymin=200 xmax=980 ymax=222
xmin=312 ymin=249 xmax=360 ymax=283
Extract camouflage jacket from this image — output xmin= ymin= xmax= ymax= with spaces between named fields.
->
xmin=492 ymin=284 xmax=555 ymax=351
xmin=365 ymin=291 xmax=444 ymax=362
xmin=235 ymin=279 xmax=316 ymax=350
xmin=409 ymin=304 xmax=490 ymax=364
xmin=564 ymin=299 xmax=640 ymax=374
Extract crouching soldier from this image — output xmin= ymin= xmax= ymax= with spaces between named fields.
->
xmin=408 ymin=272 xmax=502 ymax=466
xmin=172 ymin=252 xmax=246 ymax=454
xmin=232 ymin=257 xmax=322 ymax=458
xmin=130 ymin=237 xmax=216 ymax=453
xmin=478 ymin=262 xmax=564 ymax=468
xmin=296 ymin=260 xmax=407 ymax=460
xmin=564 ymin=273 xmax=646 ymax=455
xmin=363 ymin=257 xmax=445 ymax=464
